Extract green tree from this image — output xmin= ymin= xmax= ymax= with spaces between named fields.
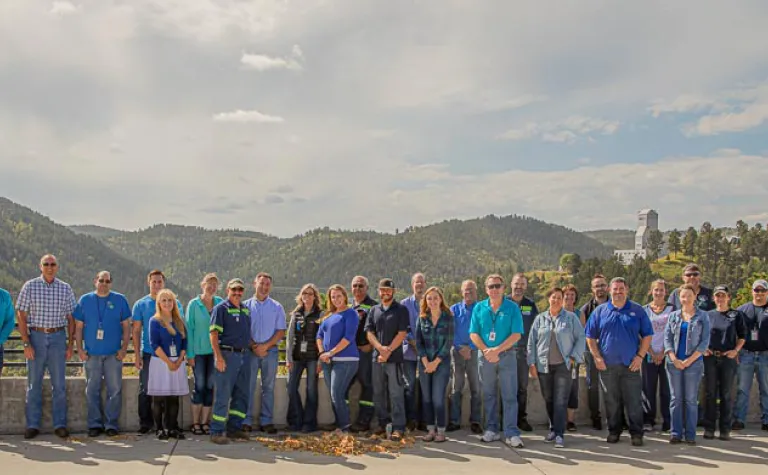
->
xmin=682 ymin=226 xmax=698 ymax=258
xmin=559 ymin=253 xmax=582 ymax=275
xmin=646 ymin=229 xmax=664 ymax=260
xmin=667 ymin=229 xmax=681 ymax=259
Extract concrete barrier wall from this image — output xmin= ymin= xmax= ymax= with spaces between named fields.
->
xmin=0 ymin=375 xmax=763 ymax=434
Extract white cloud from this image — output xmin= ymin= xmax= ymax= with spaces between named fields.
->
xmin=49 ymin=1 xmax=77 ymax=15
xmin=240 ymin=44 xmax=304 ymax=71
xmin=482 ymin=94 xmax=549 ymax=112
xmin=498 ymin=116 xmax=620 ymax=144
xmin=212 ymin=109 xmax=285 ymax=123
xmin=686 ymin=100 xmax=768 ymax=136
xmin=648 ymin=95 xmax=724 ymax=117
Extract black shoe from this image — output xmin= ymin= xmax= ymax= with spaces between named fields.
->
xmin=350 ymin=422 xmax=369 ymax=433
xmin=24 ymin=428 xmax=39 ymax=440
xmin=262 ymin=424 xmax=277 ymax=435
xmin=54 ymin=427 xmax=70 ymax=439
xmin=518 ymin=419 xmax=533 ymax=432
xmin=88 ymin=428 xmax=103 ymax=438
xmin=301 ymin=426 xmax=316 ymax=433
xmin=157 ymin=430 xmax=169 ymax=440
xmin=406 ymin=420 xmax=417 ymax=432
xmin=417 ymin=422 xmax=428 ymax=432
xmin=669 ymin=436 xmax=682 ymax=444
xmin=762 ymin=423 xmax=768 ymax=431
xmin=719 ymin=432 xmax=731 ymax=441
xmin=731 ymin=420 xmax=745 ymax=431
xmin=703 ymin=430 xmax=715 ymax=440
xmin=662 ymin=423 xmax=671 ymax=433
xmin=470 ymin=422 xmax=483 ymax=434
xmin=631 ymin=436 xmax=643 ymax=446
xmin=592 ymin=418 xmax=603 ymax=430
xmin=138 ymin=426 xmax=152 ymax=435
xmin=241 ymin=424 xmax=253 ymax=433
xmin=106 ymin=429 xmax=119 ymax=437
xmin=567 ymin=422 xmax=577 ymax=432
xmin=169 ymin=429 xmax=186 ymax=440
xmin=228 ymin=430 xmax=250 ymax=441
xmin=446 ymin=423 xmax=461 ymax=432
xmin=686 ymin=439 xmax=696 ymax=446
xmin=607 ymin=433 xmax=620 ymax=443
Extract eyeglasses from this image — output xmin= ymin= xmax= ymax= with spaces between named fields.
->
xmin=42 ymin=262 xmax=58 ymax=267
xmin=684 ymin=273 xmax=700 ymax=278
xmin=352 ymin=284 xmax=366 ymax=289
xmin=754 ymin=288 xmax=768 ymax=294
xmin=487 ymin=283 xmax=503 ymax=290
xmin=98 ymin=279 xmax=112 ymax=284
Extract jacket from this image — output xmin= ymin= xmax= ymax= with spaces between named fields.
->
xmin=527 ymin=308 xmax=586 ymax=373
xmin=663 ymin=308 xmax=711 ymax=360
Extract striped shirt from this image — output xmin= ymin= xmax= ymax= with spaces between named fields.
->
xmin=16 ymin=276 xmax=76 ymax=328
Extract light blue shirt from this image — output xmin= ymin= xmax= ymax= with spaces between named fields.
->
xmin=401 ymin=295 xmax=420 ymax=361
xmin=451 ymin=301 xmax=477 ymax=350
xmin=243 ymin=296 xmax=286 ymax=351
xmin=469 ymin=298 xmax=524 ymax=349
xmin=0 ymin=288 xmax=15 ymax=344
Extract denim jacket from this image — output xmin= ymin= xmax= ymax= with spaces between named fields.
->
xmin=527 ymin=309 xmax=586 ymax=373
xmin=663 ymin=308 xmax=711 ymax=360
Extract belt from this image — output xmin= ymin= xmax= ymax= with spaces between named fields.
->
xmin=220 ymin=345 xmax=249 ymax=353
xmin=712 ymin=351 xmax=726 ymax=357
xmin=29 ymin=326 xmax=66 ymax=334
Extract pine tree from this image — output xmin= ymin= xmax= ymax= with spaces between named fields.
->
xmin=667 ymin=229 xmax=681 ymax=259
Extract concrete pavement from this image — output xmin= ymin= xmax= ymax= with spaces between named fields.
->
xmin=1 ymin=428 xmax=767 ymax=475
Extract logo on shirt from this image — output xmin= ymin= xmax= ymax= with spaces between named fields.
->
xmin=107 ymin=302 xmax=114 ymax=310
xmin=630 ymin=312 xmax=636 ymax=316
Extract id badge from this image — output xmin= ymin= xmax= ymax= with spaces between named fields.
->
xmin=169 ymin=342 xmax=178 ymax=358
xmin=751 ymin=329 xmax=760 ymax=341
xmin=571 ymin=365 xmax=578 ymax=380
xmin=96 ymin=329 xmax=104 ymax=340
xmin=488 ymin=331 xmax=496 ymax=342
xmin=300 ymin=341 xmax=308 ymax=353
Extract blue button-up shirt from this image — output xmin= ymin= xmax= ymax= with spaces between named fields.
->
xmin=400 ymin=295 xmax=420 ymax=361
xmin=243 ymin=296 xmax=286 ymax=351
xmin=16 ymin=277 xmax=76 ymax=328
xmin=450 ymin=301 xmax=477 ymax=350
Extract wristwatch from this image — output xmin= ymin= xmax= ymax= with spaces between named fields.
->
xmin=23 ymin=341 xmax=30 ymax=348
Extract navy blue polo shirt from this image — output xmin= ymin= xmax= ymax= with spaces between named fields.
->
xmin=74 ymin=291 xmax=131 ymax=355
xmin=210 ymin=300 xmax=251 ymax=349
xmin=585 ymin=299 xmax=653 ymax=366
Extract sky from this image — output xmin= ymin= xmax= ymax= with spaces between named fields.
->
xmin=1 ymin=0 xmax=768 ymax=237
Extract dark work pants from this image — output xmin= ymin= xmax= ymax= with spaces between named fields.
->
xmin=349 ymin=350 xmax=374 ymax=426
xmin=642 ymin=359 xmax=670 ymax=427
xmin=600 ymin=365 xmax=643 ymax=436
xmin=153 ymin=396 xmax=180 ymax=432
xmin=704 ymin=355 xmax=737 ymax=433
xmin=138 ymin=352 xmax=154 ymax=430
xmin=585 ymin=353 xmax=602 ymax=421
xmin=516 ymin=349 xmax=529 ymax=423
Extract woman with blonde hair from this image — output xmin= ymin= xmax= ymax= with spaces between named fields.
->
xmin=286 ymin=284 xmax=323 ymax=432
xmin=316 ymin=284 xmax=359 ymax=432
xmin=148 ymin=289 xmax=189 ymax=440
xmin=185 ymin=273 xmax=223 ymax=435
xmin=416 ymin=286 xmax=454 ymax=442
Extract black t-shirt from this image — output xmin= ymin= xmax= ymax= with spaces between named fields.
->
xmin=668 ymin=286 xmax=715 ymax=312
xmin=707 ymin=308 xmax=747 ymax=352
xmin=353 ymin=295 xmax=378 ymax=347
xmin=737 ymin=302 xmax=768 ymax=352
xmin=364 ymin=300 xmax=410 ymax=363
xmin=509 ymin=296 xmax=539 ymax=347
xmin=580 ymin=296 xmax=608 ymax=325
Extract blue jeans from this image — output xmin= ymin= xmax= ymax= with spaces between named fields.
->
xmin=26 ymin=331 xmax=68 ymax=429
xmin=667 ymin=358 xmax=704 ymax=441
xmin=211 ymin=351 xmax=251 ymax=435
xmin=372 ymin=362 xmax=407 ymax=431
xmin=323 ymin=360 xmax=359 ymax=430
xmin=403 ymin=359 xmax=419 ymax=423
xmin=287 ymin=359 xmax=319 ymax=431
xmin=85 ymin=354 xmax=123 ymax=430
xmin=539 ymin=363 xmax=572 ymax=437
xmin=734 ymin=350 xmax=768 ymax=424
xmin=245 ymin=350 xmax=279 ymax=426
xmin=450 ymin=347 xmax=481 ymax=425
xmin=479 ymin=350 xmax=520 ymax=437
xmin=420 ymin=360 xmax=451 ymax=429
xmin=192 ymin=354 xmax=215 ymax=406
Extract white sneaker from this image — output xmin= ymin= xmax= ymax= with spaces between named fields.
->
xmin=505 ymin=436 xmax=524 ymax=448
xmin=554 ymin=436 xmax=565 ymax=448
xmin=643 ymin=424 xmax=654 ymax=432
xmin=481 ymin=430 xmax=501 ymax=442
xmin=544 ymin=431 xmax=556 ymax=442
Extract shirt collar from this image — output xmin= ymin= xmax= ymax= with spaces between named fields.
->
xmin=607 ymin=299 xmax=631 ymax=311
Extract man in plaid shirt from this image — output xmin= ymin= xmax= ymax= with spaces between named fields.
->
xmin=16 ymin=254 xmax=77 ymax=440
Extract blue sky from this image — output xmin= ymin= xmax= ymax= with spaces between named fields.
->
xmin=1 ymin=1 xmax=768 ymax=236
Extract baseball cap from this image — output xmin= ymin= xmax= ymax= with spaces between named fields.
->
xmin=227 ymin=278 xmax=245 ymax=290
xmin=752 ymin=279 xmax=768 ymax=290
xmin=713 ymin=285 xmax=729 ymax=295
xmin=378 ymin=278 xmax=396 ymax=289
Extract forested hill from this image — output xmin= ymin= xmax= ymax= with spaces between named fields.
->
xmin=0 ymin=198 xmax=191 ymax=303
xmin=73 ymin=214 xmax=611 ymax=296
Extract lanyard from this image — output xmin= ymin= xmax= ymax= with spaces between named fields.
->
xmin=96 ymin=294 xmax=109 ymax=329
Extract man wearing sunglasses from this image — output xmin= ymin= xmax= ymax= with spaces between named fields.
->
xmin=668 ymin=264 xmax=715 ymax=312
xmin=209 ymin=278 xmax=253 ymax=444
xmin=74 ymin=271 xmax=132 ymax=437
xmin=349 ymin=275 xmax=378 ymax=433
xmin=732 ymin=279 xmax=768 ymax=431
xmin=470 ymin=274 xmax=525 ymax=448
xmin=15 ymin=254 xmax=77 ymax=440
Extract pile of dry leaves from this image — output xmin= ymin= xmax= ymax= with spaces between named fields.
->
xmin=253 ymin=432 xmax=416 ymax=457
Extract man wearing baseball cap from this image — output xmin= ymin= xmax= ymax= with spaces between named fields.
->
xmin=209 ymin=278 xmax=252 ymax=444
xmin=668 ymin=264 xmax=715 ymax=312
xmin=732 ymin=279 xmax=768 ymax=431
xmin=365 ymin=278 xmax=410 ymax=440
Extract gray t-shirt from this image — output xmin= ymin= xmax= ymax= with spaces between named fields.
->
xmin=548 ymin=316 xmax=565 ymax=365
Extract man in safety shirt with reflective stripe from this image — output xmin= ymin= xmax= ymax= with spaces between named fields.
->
xmin=209 ymin=278 xmax=252 ymax=444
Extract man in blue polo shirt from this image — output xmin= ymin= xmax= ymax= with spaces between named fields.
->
xmin=132 ymin=269 xmax=183 ymax=434
xmin=210 ymin=278 xmax=252 ymax=444
xmin=74 ymin=271 xmax=132 ymax=437
xmin=447 ymin=279 xmax=482 ymax=434
xmin=470 ymin=274 xmax=525 ymax=448
xmin=243 ymin=272 xmax=286 ymax=434
xmin=586 ymin=277 xmax=653 ymax=446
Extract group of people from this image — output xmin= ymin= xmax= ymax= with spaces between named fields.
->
xmin=2 ymin=256 xmax=767 ymax=449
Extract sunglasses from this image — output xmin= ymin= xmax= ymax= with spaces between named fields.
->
xmin=352 ymin=284 xmax=366 ymax=289
xmin=42 ymin=262 xmax=58 ymax=267
xmin=98 ymin=279 xmax=112 ymax=284
xmin=684 ymin=273 xmax=700 ymax=278
xmin=754 ymin=288 xmax=768 ymax=294
xmin=230 ymin=287 xmax=245 ymax=292
xmin=487 ymin=283 xmax=503 ymax=290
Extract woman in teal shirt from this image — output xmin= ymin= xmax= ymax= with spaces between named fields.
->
xmin=185 ymin=273 xmax=223 ymax=435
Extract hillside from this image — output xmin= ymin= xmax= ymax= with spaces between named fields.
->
xmin=74 ymin=214 xmax=612 ymax=303
xmin=583 ymin=229 xmax=635 ymax=250
xmin=0 ymin=198 xmax=191 ymax=303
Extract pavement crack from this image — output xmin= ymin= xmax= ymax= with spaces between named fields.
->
xmin=161 ymin=439 xmax=180 ymax=475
